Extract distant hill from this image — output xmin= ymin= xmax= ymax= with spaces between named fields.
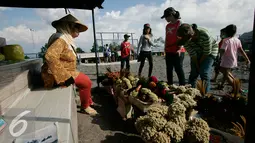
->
xmin=239 ymin=31 xmax=253 ymax=43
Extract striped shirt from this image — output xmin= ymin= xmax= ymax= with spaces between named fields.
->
xmin=184 ymin=27 xmax=218 ymax=57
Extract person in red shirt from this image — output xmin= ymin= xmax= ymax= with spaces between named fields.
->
xmin=120 ymin=34 xmax=134 ymax=71
xmin=211 ymin=28 xmax=226 ymax=82
xmin=161 ymin=7 xmax=185 ymax=85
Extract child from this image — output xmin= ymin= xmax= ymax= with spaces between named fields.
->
xmin=211 ymin=28 xmax=227 ymax=82
xmin=120 ymin=34 xmax=134 ymax=71
xmin=219 ymin=24 xmax=250 ymax=91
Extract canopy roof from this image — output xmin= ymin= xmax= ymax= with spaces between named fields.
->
xmin=0 ymin=0 xmax=104 ymax=9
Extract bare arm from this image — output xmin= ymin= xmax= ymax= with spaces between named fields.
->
xmin=238 ymin=47 xmax=250 ymax=64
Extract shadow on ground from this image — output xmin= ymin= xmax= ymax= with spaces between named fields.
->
xmin=101 ymin=132 xmax=144 ymax=143
xmin=90 ymin=87 xmax=138 ymax=133
xmin=78 ymin=87 xmax=142 ymax=143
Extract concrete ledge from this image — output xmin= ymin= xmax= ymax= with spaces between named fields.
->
xmin=0 ymin=59 xmax=42 ymax=115
xmin=0 ymin=86 xmax=78 ymax=143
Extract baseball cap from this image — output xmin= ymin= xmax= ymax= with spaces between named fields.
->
xmin=144 ymin=23 xmax=150 ymax=28
xmin=161 ymin=7 xmax=176 ymax=19
xmin=124 ymin=34 xmax=130 ymax=38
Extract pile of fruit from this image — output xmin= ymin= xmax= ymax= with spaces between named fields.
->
xmin=128 ymin=76 xmax=202 ymax=106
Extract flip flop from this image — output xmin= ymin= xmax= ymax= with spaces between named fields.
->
xmin=81 ymin=107 xmax=98 ymax=116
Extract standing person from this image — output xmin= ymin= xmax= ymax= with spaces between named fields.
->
xmin=120 ymin=34 xmax=134 ymax=71
xmin=177 ymin=23 xmax=219 ymax=93
xmin=219 ymin=24 xmax=250 ymax=91
xmin=41 ymin=14 xmax=97 ymax=115
xmin=211 ymin=28 xmax=227 ymax=82
xmin=111 ymin=47 xmax=115 ymax=62
xmin=107 ymin=46 xmax=111 ymax=62
xmin=137 ymin=23 xmax=154 ymax=77
xmin=104 ymin=44 xmax=109 ymax=63
xmin=179 ymin=46 xmax=186 ymax=71
xmin=161 ymin=7 xmax=185 ymax=85
xmin=114 ymin=47 xmax=119 ymax=61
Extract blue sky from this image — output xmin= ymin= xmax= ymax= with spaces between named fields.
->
xmin=0 ymin=0 xmax=254 ymax=53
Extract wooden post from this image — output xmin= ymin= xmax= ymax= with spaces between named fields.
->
xmin=91 ymin=9 xmax=100 ymax=87
xmin=245 ymin=8 xmax=255 ymax=143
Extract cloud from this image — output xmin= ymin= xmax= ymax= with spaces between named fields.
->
xmin=0 ymin=0 xmax=254 ymax=53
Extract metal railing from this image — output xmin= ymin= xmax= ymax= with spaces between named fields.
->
xmin=24 ymin=53 xmax=39 ymax=59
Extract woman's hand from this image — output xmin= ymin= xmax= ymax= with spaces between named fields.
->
xmin=177 ymin=50 xmax=181 ymax=57
xmin=144 ymin=35 xmax=150 ymax=40
xmin=64 ymin=77 xmax=75 ymax=87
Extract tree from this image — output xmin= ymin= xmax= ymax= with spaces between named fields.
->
xmin=24 ymin=55 xmax=30 ymax=59
xmin=109 ymin=42 xmax=121 ymax=51
xmin=90 ymin=43 xmax=104 ymax=52
xmin=38 ymin=43 xmax=48 ymax=62
xmin=76 ymin=47 xmax=84 ymax=53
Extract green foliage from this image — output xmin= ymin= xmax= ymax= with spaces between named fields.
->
xmin=76 ymin=47 xmax=85 ymax=53
xmin=24 ymin=55 xmax=30 ymax=59
xmin=109 ymin=42 xmax=121 ymax=51
xmin=90 ymin=43 xmax=104 ymax=52
xmin=38 ymin=43 xmax=48 ymax=62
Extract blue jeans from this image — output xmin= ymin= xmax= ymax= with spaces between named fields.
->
xmin=189 ymin=55 xmax=214 ymax=92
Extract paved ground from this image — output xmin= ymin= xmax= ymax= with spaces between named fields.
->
xmin=77 ymin=88 xmax=144 ymax=143
xmin=77 ymin=56 xmax=250 ymax=143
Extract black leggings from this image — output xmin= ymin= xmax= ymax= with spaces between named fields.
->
xmin=165 ymin=52 xmax=185 ymax=85
xmin=138 ymin=51 xmax=153 ymax=77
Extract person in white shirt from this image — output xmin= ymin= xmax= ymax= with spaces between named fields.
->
xmin=137 ymin=23 xmax=154 ymax=77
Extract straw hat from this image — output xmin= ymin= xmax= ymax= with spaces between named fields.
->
xmin=51 ymin=14 xmax=88 ymax=32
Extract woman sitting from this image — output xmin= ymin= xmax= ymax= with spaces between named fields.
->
xmin=41 ymin=14 xmax=97 ymax=115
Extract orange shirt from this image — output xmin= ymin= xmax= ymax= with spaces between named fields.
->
xmin=165 ymin=20 xmax=181 ymax=53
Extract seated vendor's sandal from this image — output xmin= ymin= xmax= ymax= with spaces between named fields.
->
xmin=81 ymin=107 xmax=98 ymax=116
